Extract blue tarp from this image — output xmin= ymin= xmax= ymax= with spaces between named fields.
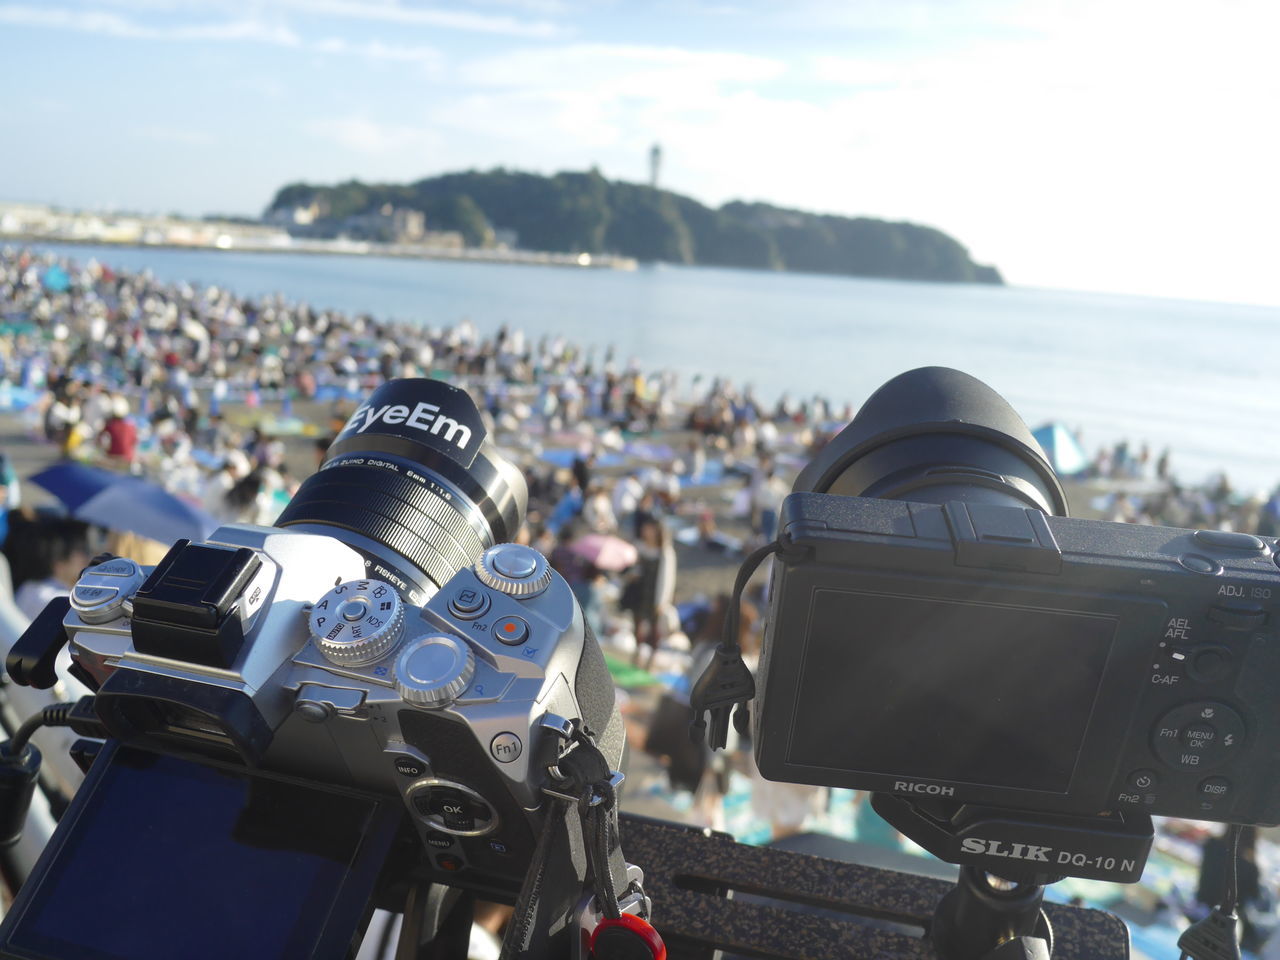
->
xmin=41 ymin=264 xmax=70 ymax=293
xmin=1032 ymin=422 xmax=1090 ymax=477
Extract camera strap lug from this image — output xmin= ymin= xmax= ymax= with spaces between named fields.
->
xmin=503 ymin=723 xmax=659 ymax=960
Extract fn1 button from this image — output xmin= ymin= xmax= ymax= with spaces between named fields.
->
xmin=490 ymin=732 xmax=523 ymax=763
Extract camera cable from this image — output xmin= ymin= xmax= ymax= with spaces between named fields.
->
xmin=0 ymin=698 xmax=106 ymax=826
xmin=1177 ymin=823 xmax=1244 ymax=960
xmin=2 ymin=698 xmax=106 ymax=757
xmin=689 ymin=539 xmax=781 ymax=751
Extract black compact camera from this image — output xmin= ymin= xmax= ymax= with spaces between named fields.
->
xmin=753 ymin=368 xmax=1280 ymax=837
xmin=0 ymin=379 xmax=630 ymax=960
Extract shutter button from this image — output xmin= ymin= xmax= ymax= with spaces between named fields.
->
xmin=493 ymin=550 xmax=539 ymax=579
xmin=474 ymin=545 xmax=553 ymax=597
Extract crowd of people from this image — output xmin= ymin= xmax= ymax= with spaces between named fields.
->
xmin=5 ymin=247 xmax=1280 ymax=929
xmin=0 ymin=245 xmax=827 ymax=589
xmin=0 ymin=247 xmax=857 ymax=841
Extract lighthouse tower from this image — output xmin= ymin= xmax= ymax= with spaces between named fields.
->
xmin=649 ymin=143 xmax=662 ymax=189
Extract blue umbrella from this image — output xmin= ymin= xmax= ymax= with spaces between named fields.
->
xmin=29 ymin=462 xmax=217 ymax=544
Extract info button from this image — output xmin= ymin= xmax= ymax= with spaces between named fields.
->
xmin=394 ymin=756 xmax=426 ymax=778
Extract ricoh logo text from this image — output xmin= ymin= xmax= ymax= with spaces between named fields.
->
xmin=893 ymin=781 xmax=955 ymax=796
xmin=346 ymin=402 xmax=472 ymax=449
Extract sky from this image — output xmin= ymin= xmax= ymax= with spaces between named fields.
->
xmin=0 ymin=0 xmax=1278 ymax=305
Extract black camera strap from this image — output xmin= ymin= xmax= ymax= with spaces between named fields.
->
xmin=500 ymin=725 xmax=655 ymax=960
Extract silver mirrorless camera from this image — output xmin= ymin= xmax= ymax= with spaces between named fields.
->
xmin=62 ymin=378 xmax=624 ymax=897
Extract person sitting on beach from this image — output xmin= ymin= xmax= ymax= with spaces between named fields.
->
xmin=625 ymin=515 xmax=677 ymax=671
xmin=99 ymin=394 xmax=139 ymax=469
xmin=8 ymin=517 xmax=91 ymax=622
xmin=43 ymin=380 xmax=81 ymax=455
xmin=581 ymin=485 xmax=617 ymax=534
xmin=0 ymin=453 xmax=17 ymax=549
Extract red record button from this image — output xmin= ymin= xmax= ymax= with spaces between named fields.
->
xmin=494 ymin=616 xmax=530 ymax=646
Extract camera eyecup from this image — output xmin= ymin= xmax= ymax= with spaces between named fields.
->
xmin=793 ymin=367 xmax=1068 ymax=516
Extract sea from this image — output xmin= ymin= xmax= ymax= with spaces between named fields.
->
xmin=27 ymin=242 xmax=1280 ymax=493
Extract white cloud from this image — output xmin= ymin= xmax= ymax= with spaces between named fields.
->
xmin=0 ymin=4 xmax=301 ymax=44
xmin=313 ymin=36 xmax=442 ymax=68
xmin=269 ymin=0 xmax=561 ymax=38
xmin=459 ymin=44 xmax=784 ymax=96
xmin=0 ymin=0 xmax=562 ymax=41
xmin=303 ymin=116 xmax=440 ymax=155
xmin=0 ymin=3 xmax=445 ymax=64
xmin=467 ymin=0 xmax=570 ymax=14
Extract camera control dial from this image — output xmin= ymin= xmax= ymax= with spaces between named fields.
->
xmin=474 ymin=544 xmax=552 ymax=598
xmin=395 ymin=634 xmax=475 ymax=707
xmin=309 ymin=579 xmax=405 ymax=665
xmin=406 ymin=778 xmax=497 ymax=835
xmin=71 ymin=557 xmax=146 ymax=624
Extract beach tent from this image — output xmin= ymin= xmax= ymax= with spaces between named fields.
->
xmin=1032 ymin=422 xmax=1089 ymax=477
xmin=41 ymin=264 xmax=70 ymax=293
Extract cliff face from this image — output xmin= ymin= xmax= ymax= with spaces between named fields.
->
xmin=269 ymin=169 xmax=1003 ymax=285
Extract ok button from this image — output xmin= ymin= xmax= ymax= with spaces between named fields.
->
xmin=1182 ymin=724 xmax=1217 ymax=751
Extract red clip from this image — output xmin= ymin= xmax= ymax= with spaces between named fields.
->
xmin=588 ymin=913 xmax=666 ymax=959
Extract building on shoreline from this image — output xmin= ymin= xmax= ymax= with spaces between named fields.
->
xmin=0 ymin=202 xmax=635 ymax=270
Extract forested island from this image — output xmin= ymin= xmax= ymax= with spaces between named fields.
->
xmin=267 ymin=169 xmax=1002 ymax=284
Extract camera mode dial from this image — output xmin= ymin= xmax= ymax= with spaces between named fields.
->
xmin=395 ymin=634 xmax=475 ymax=707
xmin=309 ymin=579 xmax=405 ymax=665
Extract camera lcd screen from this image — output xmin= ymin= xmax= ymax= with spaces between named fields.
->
xmin=3 ymin=747 xmax=399 ymax=960
xmin=788 ymin=590 xmax=1117 ymax=792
